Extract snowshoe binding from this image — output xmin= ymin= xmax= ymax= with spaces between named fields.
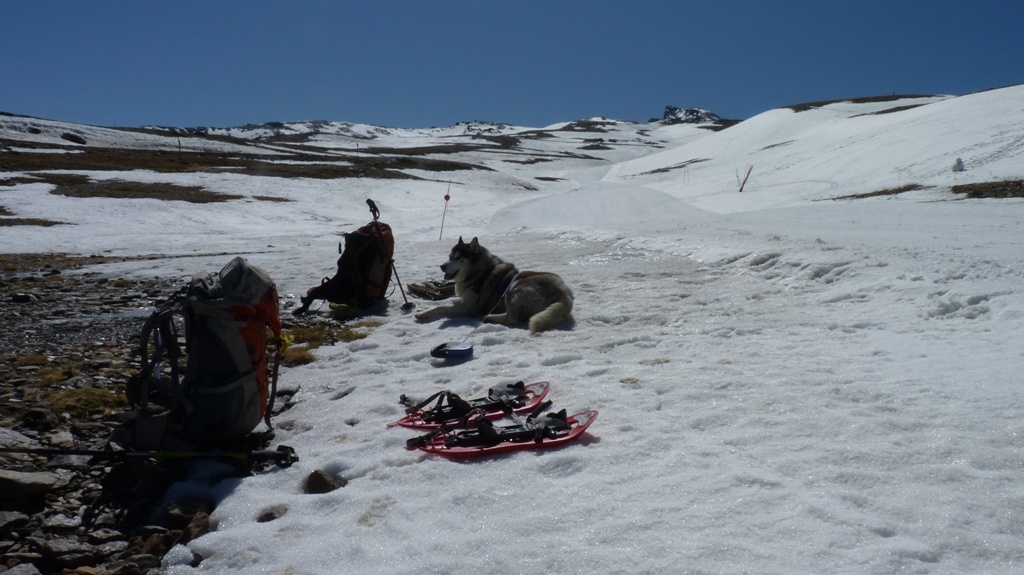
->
xmin=388 ymin=381 xmax=551 ymax=430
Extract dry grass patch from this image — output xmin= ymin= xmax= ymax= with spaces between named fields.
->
xmin=285 ymin=326 xmax=329 ymax=348
xmin=277 ymin=319 xmax=382 ymax=367
xmin=0 ymin=217 xmax=63 ymax=227
xmin=44 ymin=387 xmax=128 ymax=418
xmin=831 ymin=180 xmax=1024 ymax=201
xmin=15 ymin=353 xmax=51 ymax=367
xmin=345 ymin=319 xmax=383 ymax=340
xmin=786 ymin=94 xmax=935 ymax=113
xmin=281 ymin=346 xmax=317 ymax=367
xmin=831 ymin=184 xmax=926 ymax=200
xmin=641 ymin=158 xmax=710 ymax=176
xmin=0 ymin=147 xmax=440 ymax=179
xmin=557 ymin=120 xmax=612 ymax=133
xmin=1 ymin=176 xmax=50 ymax=187
xmin=0 ymin=253 xmax=124 ymax=274
xmin=52 ymin=179 xmax=242 ymax=203
xmin=856 ymin=104 xmax=926 ymax=116
xmin=951 ymin=180 xmax=1024 ymax=199
xmin=32 ymin=173 xmax=93 ymax=187
xmin=38 ymin=366 xmax=72 ymax=386
xmin=232 ymin=161 xmax=422 ymax=180
xmin=505 ymin=157 xmax=555 ymax=165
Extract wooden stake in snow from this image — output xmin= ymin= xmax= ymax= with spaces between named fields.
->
xmin=738 ymin=164 xmax=754 ymax=192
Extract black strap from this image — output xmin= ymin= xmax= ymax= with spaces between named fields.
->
xmin=265 ymin=343 xmax=281 ymax=430
xmin=486 ymin=381 xmax=528 ymax=409
xmin=135 ymin=298 xmax=190 ymax=414
xmin=401 ymin=390 xmax=475 ymax=423
xmin=440 ymin=401 xmax=566 ymax=449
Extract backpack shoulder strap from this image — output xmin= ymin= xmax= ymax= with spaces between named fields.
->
xmin=133 ymin=293 xmax=193 ymax=414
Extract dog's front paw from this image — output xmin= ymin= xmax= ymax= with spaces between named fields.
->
xmin=482 ymin=313 xmax=511 ymax=326
xmin=414 ymin=309 xmax=435 ymax=322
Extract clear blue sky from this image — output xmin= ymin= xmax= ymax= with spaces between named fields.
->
xmin=2 ymin=1 xmax=1021 ymax=129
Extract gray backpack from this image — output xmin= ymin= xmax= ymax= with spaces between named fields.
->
xmin=117 ymin=257 xmax=282 ymax=450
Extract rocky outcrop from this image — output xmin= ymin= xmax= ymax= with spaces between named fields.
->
xmin=659 ymin=105 xmax=724 ymax=125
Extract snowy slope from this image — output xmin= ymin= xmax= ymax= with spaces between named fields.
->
xmin=613 ymin=90 xmax=1022 ymax=211
xmin=2 ymin=85 xmax=1024 ymax=574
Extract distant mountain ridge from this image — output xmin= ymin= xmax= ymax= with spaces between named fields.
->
xmin=658 ymin=105 xmax=725 ymax=125
xmin=1 ymin=103 xmax=734 ymax=145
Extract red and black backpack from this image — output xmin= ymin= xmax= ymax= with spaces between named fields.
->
xmin=293 ymin=199 xmax=395 ymax=315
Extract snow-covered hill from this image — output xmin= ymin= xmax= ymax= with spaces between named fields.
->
xmin=2 ymin=85 xmax=1024 ymax=574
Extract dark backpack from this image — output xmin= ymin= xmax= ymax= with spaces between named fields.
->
xmin=294 ymin=199 xmax=395 ymax=315
xmin=117 ymin=256 xmax=282 ymax=451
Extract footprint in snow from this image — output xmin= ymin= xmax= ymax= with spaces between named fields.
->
xmin=541 ymin=353 xmax=583 ymax=366
xmin=537 ymin=455 xmax=587 ymax=478
xmin=357 ymin=496 xmax=396 ymax=527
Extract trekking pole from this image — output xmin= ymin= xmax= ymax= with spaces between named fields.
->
xmin=438 ymin=180 xmax=451 ymax=241
xmin=0 ymin=444 xmax=299 ymax=468
xmin=390 ymin=261 xmax=415 ymax=312
xmin=265 ymin=336 xmax=291 ymax=430
xmin=366 ymin=198 xmax=381 ymax=221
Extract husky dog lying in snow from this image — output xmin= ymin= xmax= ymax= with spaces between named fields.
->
xmin=414 ymin=237 xmax=573 ymax=334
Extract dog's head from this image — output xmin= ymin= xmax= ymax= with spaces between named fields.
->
xmin=440 ymin=236 xmax=484 ymax=281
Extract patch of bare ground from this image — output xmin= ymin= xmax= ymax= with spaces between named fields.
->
xmin=0 ymin=252 xmax=127 ymax=273
xmin=0 ymin=217 xmax=63 ymax=227
xmin=53 ymin=179 xmax=242 ymax=203
xmin=517 ymin=130 xmax=556 ymax=139
xmin=699 ymin=120 xmax=741 ymax=131
xmin=951 ymin=179 xmax=1024 ymax=199
xmin=830 ymin=180 xmax=1024 ymax=201
xmin=0 ymin=175 xmax=47 ymax=187
xmin=3 ymin=173 xmax=293 ymax=206
xmin=785 ymin=94 xmax=936 ymax=113
xmin=506 ymin=157 xmax=555 ymax=165
xmin=0 ymin=145 xmax=455 ymax=179
xmin=472 ymin=134 xmax=521 ymax=149
xmin=831 ymin=183 xmax=927 ymax=200
xmin=556 ymin=120 xmax=612 ymax=133
xmin=640 ymin=158 xmax=710 ymax=176
xmin=854 ymin=104 xmax=926 ymax=116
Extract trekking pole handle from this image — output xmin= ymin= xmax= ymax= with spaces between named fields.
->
xmin=0 ymin=445 xmax=299 ymax=468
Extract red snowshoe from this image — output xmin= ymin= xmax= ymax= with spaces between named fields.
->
xmin=405 ymin=403 xmax=597 ymax=459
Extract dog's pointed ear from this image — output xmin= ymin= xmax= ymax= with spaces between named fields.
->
xmin=457 ymin=236 xmax=465 ymax=246
xmin=469 ymin=237 xmax=480 ymax=249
